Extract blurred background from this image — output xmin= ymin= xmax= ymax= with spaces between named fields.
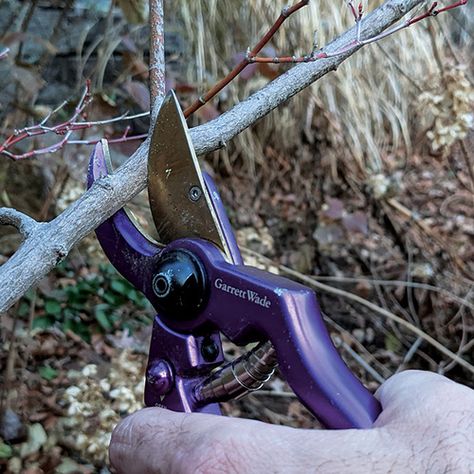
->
xmin=0 ymin=0 xmax=473 ymax=472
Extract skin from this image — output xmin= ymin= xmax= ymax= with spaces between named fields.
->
xmin=109 ymin=371 xmax=474 ymax=473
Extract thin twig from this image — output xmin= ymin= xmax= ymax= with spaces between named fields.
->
xmin=325 ymin=316 xmax=392 ymax=378
xmin=396 ymin=336 xmax=423 ymax=372
xmin=333 ymin=335 xmax=387 ymax=384
xmin=68 ymin=132 xmax=148 ymax=146
xmin=0 ymin=84 xmax=150 ymax=159
xmin=183 ymin=0 xmax=310 ymax=118
xmin=309 ymin=275 xmax=474 ymax=313
xmin=0 ymin=82 xmax=92 ymax=160
xmin=249 ymin=0 xmax=467 ymax=64
xmin=70 ymin=111 xmax=149 ymax=128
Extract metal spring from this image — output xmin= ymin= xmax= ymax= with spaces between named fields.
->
xmin=193 ymin=340 xmax=278 ymax=405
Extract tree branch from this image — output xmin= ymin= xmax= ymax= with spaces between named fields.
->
xmin=0 ymin=0 xmax=426 ymax=313
xmin=149 ymin=0 xmax=165 ymax=123
xmin=0 ymin=208 xmax=40 ymax=239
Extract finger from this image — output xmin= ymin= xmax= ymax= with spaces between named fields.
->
xmin=375 ymin=370 xmax=450 ymax=407
xmin=373 ymin=370 xmax=470 ymax=428
xmin=110 ymin=407 xmax=273 ymax=473
xmin=110 ymin=407 xmax=223 ymax=473
xmin=109 ymin=406 xmax=384 ymax=474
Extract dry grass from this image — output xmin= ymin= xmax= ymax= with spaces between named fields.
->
xmin=173 ymin=0 xmax=472 ymax=174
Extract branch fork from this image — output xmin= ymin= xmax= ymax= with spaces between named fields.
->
xmin=0 ymin=208 xmax=41 ymax=239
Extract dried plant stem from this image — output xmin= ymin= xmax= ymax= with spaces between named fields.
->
xmin=325 ymin=317 xmax=392 ymax=378
xmin=312 ymin=275 xmax=474 ymax=312
xmin=337 ymin=338 xmax=387 ymax=384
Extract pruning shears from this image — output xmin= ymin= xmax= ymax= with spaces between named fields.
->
xmin=87 ymin=91 xmax=381 ymax=429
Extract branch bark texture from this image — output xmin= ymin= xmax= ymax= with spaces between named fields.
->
xmin=0 ymin=0 xmax=424 ymax=313
xmin=149 ymin=0 xmax=165 ymax=123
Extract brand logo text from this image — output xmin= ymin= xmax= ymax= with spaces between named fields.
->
xmin=214 ymin=278 xmax=271 ymax=308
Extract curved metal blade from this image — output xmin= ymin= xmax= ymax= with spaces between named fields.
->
xmin=148 ymin=91 xmax=232 ymax=260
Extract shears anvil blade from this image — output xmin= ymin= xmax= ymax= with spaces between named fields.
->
xmin=148 ymin=90 xmax=232 ymax=260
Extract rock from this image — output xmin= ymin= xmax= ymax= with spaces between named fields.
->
xmin=19 ymin=423 xmax=47 ymax=458
xmin=0 ymin=409 xmax=26 ymax=444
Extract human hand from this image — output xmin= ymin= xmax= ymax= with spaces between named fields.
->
xmin=109 ymin=370 xmax=474 ymax=473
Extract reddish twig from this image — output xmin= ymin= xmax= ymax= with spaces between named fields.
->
xmin=68 ymin=133 xmax=148 ymax=146
xmin=183 ymin=0 xmax=310 ymax=118
xmin=347 ymin=1 xmax=364 ymax=41
xmin=0 ymin=81 xmax=92 ymax=160
xmin=248 ymin=1 xmax=467 ymax=64
xmin=0 ymin=80 xmax=151 ymax=160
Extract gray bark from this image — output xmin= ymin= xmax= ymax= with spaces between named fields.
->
xmin=0 ymin=0 xmax=424 ymax=313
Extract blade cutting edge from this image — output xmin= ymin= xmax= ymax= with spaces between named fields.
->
xmin=148 ymin=90 xmax=232 ymax=260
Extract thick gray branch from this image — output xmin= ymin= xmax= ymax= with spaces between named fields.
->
xmin=0 ymin=0 xmax=423 ymax=313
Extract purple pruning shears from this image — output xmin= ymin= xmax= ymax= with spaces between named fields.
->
xmin=87 ymin=91 xmax=381 ymax=429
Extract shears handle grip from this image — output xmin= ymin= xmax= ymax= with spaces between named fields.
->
xmin=148 ymin=239 xmax=382 ymax=429
xmin=259 ymin=278 xmax=381 ymax=428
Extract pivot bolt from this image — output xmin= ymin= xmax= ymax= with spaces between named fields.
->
xmin=201 ymin=337 xmax=220 ymax=362
xmin=152 ymin=274 xmax=170 ymax=297
xmin=151 ymin=249 xmax=208 ymax=320
xmin=147 ymin=359 xmax=174 ymax=396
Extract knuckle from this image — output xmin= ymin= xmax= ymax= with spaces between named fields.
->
xmin=420 ymin=377 xmax=472 ymax=413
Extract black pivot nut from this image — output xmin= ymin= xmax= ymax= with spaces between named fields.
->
xmin=151 ymin=249 xmax=208 ymax=320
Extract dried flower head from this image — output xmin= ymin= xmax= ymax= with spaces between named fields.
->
xmin=419 ymin=66 xmax=474 ymax=153
xmin=61 ymin=350 xmax=145 ymax=464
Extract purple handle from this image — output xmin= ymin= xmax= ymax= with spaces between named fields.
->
xmin=88 ymin=143 xmax=381 ymax=428
xmin=162 ymin=239 xmax=381 ymax=429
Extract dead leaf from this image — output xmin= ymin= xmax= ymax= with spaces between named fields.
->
xmin=342 ymin=211 xmax=368 ymax=234
xmin=322 ymin=198 xmax=345 ymax=220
